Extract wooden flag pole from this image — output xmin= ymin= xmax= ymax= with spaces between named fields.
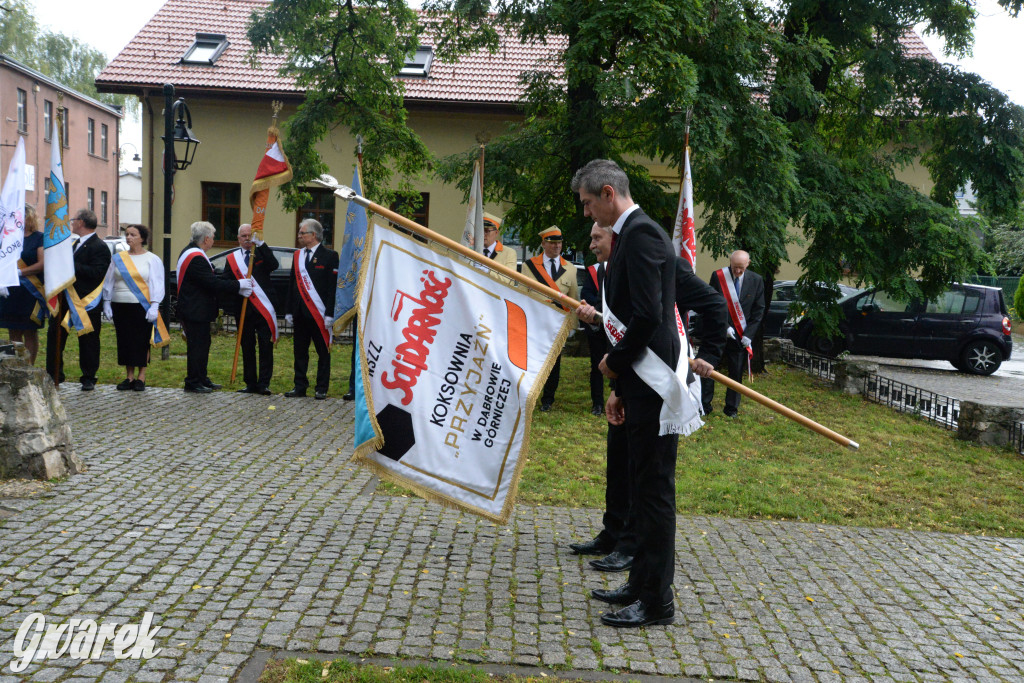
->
xmin=313 ymin=177 xmax=858 ymax=450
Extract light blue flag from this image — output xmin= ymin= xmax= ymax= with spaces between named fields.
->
xmin=351 ymin=343 xmax=378 ymax=450
xmin=334 ymin=165 xmax=367 ymax=328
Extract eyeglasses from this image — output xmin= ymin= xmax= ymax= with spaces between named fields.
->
xmin=297 ymin=231 xmax=312 ymax=236
xmin=483 ymin=228 xmax=498 ymax=233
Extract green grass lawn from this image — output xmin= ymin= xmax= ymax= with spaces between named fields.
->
xmin=49 ymin=327 xmax=1024 ymax=536
xmin=261 ymin=658 xmax=600 ymax=683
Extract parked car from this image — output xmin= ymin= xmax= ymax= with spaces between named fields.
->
xmin=788 ymin=283 xmax=1012 ymax=375
xmin=102 ymin=236 xmax=129 ymax=255
xmin=166 ymin=246 xmax=297 ymax=322
xmin=765 ymin=280 xmax=861 ymax=337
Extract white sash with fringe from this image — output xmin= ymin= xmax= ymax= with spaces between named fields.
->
xmin=229 ymin=249 xmax=278 ymax=341
xmin=602 ymin=287 xmax=703 ymax=436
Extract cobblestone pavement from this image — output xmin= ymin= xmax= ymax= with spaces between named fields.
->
xmin=2 ymin=387 xmax=1024 ymax=682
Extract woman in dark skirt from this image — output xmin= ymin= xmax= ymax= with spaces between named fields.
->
xmin=0 ymin=205 xmax=45 ymax=365
xmin=101 ymin=225 xmax=165 ymax=391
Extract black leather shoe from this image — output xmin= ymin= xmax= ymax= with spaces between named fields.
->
xmin=257 ymin=386 xmax=272 ymax=396
xmin=284 ymin=389 xmax=306 ymax=398
xmin=590 ymin=551 xmax=634 ymax=573
xmin=540 ymin=402 xmax=552 ymax=412
xmin=315 ymin=390 xmax=328 ymax=400
xmin=81 ymin=380 xmax=96 ymax=391
xmin=600 ymin=600 xmax=674 ymax=627
xmin=591 ymin=404 xmax=603 ymax=416
xmin=116 ymin=378 xmax=133 ymax=391
xmin=569 ymin=537 xmax=614 ymax=556
xmin=724 ymin=411 xmax=738 ymax=419
xmin=342 ymin=391 xmax=354 ymax=401
xmin=204 ymin=382 xmax=222 ymax=391
xmin=132 ymin=380 xmax=146 ymax=392
xmin=591 ymin=581 xmax=639 ymax=605
xmin=184 ymin=385 xmax=213 ymax=394
xmin=237 ymin=386 xmax=257 ymax=394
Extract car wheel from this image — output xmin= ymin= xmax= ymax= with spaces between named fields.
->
xmin=959 ymin=340 xmax=1002 ymax=375
xmin=807 ymin=333 xmax=845 ymax=357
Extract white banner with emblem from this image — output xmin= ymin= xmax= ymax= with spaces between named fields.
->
xmin=353 ymin=224 xmax=575 ymax=522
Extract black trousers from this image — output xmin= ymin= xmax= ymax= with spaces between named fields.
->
xmin=348 ymin=319 xmax=358 ymax=394
xmin=587 ymin=330 xmax=607 ymax=408
xmin=181 ymin=318 xmax=212 ymax=389
xmin=542 ymin=353 xmax=561 ymax=405
xmin=46 ymin=307 xmax=101 ymax=384
xmin=623 ymin=394 xmax=678 ymax=606
xmin=293 ymin=314 xmax=331 ymax=393
xmin=112 ymin=302 xmax=150 ymax=368
xmin=701 ymin=339 xmax=747 ymax=415
xmin=598 ymin=422 xmax=637 ymax=555
xmin=237 ymin=312 xmax=274 ymax=390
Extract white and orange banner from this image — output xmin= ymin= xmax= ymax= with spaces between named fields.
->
xmin=353 ymin=223 xmax=575 ymax=523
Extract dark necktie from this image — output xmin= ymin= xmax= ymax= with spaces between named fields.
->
xmin=550 ymin=259 xmax=557 ymax=280
xmin=305 ymin=248 xmax=312 ymax=268
xmin=244 ymin=250 xmax=250 ymax=268
xmin=733 ymin=276 xmax=740 ymax=291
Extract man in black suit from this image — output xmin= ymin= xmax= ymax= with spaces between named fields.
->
xmin=575 ymin=222 xmax=729 ymax=578
xmin=285 ymin=218 xmax=339 ymax=400
xmin=223 ymin=223 xmax=279 ymax=395
xmin=701 ymin=250 xmax=765 ymax=417
xmin=570 ymin=159 xmax=717 ymax=628
xmin=46 ymin=208 xmax=112 ymax=390
xmin=579 ymin=223 xmax=608 ymax=417
xmin=177 ymin=221 xmax=252 ymax=393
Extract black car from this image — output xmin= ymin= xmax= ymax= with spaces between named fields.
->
xmin=166 ymin=246 xmax=297 ymax=322
xmin=766 ymin=280 xmax=861 ymax=337
xmin=789 ymin=283 xmax=1013 ymax=375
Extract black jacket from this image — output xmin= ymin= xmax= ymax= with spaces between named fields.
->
xmin=675 ymin=257 xmax=728 ymax=368
xmin=603 ymin=208 xmax=679 ymax=400
xmin=708 ymin=267 xmax=766 ymax=340
xmin=220 ymin=243 xmax=279 ymax=317
xmin=176 ymin=242 xmax=240 ymax=323
xmin=287 ymin=243 xmax=339 ymax=319
xmin=72 ymin=233 xmax=112 ymax=296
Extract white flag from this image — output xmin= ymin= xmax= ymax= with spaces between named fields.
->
xmin=461 ymin=160 xmax=485 ymax=253
xmin=353 ymin=224 xmax=575 ymax=522
xmin=0 ymin=138 xmax=27 ymax=287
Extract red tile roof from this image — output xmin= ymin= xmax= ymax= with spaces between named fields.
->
xmin=96 ymin=0 xmax=565 ymax=105
xmin=96 ymin=0 xmax=933 ymax=104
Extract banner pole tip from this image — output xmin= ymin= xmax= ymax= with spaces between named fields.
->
xmin=848 ymin=440 xmax=859 ymax=450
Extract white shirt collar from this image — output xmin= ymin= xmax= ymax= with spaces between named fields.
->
xmin=611 ymin=203 xmax=641 ymax=235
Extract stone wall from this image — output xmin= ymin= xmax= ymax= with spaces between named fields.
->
xmin=0 ymin=354 xmax=83 ymax=480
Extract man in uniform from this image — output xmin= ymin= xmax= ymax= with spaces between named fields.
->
xmin=701 ymin=249 xmax=765 ymax=417
xmin=571 ymin=158 xmax=715 ymax=628
xmin=481 ymin=213 xmax=518 ymax=271
xmin=285 ymin=218 xmax=339 ymax=400
xmin=523 ymin=226 xmax=578 ymax=411
xmin=223 ymin=223 xmax=279 ymax=395
xmin=46 ymin=208 xmax=111 ymax=389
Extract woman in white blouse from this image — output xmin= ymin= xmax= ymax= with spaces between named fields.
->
xmin=102 ymin=225 xmax=164 ymax=391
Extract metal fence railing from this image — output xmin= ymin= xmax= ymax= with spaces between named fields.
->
xmin=966 ymin=275 xmax=1021 ymax=306
xmin=863 ymin=375 xmax=959 ymax=430
xmin=778 ymin=344 xmax=837 ymax=381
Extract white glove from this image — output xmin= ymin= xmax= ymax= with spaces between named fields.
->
xmin=285 ymin=314 xmax=294 ymax=326
xmin=324 ymin=315 xmax=334 ymax=329
xmin=146 ymin=303 xmax=159 ymax=323
xmin=254 ymin=237 xmax=264 ymax=246
xmin=741 ymin=336 xmax=752 ymax=349
xmin=238 ymin=278 xmax=253 ymax=297
xmin=726 ymin=326 xmax=736 ymax=340
xmin=103 ymin=300 xmax=113 ymax=320
xmin=0 ymin=286 xmax=7 ymax=298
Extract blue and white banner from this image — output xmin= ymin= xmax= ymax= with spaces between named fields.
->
xmin=353 ymin=224 xmax=575 ymax=523
xmin=334 ymin=165 xmax=367 ymax=330
xmin=0 ymin=138 xmax=26 ymax=287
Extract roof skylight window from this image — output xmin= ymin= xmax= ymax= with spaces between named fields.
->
xmin=182 ymin=33 xmax=229 ymax=65
xmin=400 ymin=46 xmax=433 ymax=77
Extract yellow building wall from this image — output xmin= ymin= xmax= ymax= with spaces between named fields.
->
xmin=142 ymin=97 xmax=515 ymax=259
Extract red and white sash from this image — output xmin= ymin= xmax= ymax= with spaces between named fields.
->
xmin=228 ymin=249 xmax=278 ymax=342
xmin=715 ymin=267 xmax=747 ymax=337
xmin=176 ymin=247 xmax=211 ymax=294
xmin=293 ymin=249 xmax=331 ymax=348
xmin=602 ymin=287 xmax=703 ymax=436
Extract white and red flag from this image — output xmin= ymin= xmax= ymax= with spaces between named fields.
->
xmin=248 ymin=127 xmax=292 ymax=239
xmin=671 ymin=146 xmax=696 ymax=269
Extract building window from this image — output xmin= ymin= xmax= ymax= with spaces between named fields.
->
xmin=181 ymin=33 xmax=230 ymax=65
xmin=390 ymin=192 xmax=430 ymax=228
xmin=87 ymin=119 xmax=95 ymax=155
xmin=201 ymin=182 xmax=242 ymax=242
xmin=100 ymin=191 xmax=108 ymax=226
xmin=16 ymin=87 xmax=27 ymax=132
xmin=400 ymin=47 xmax=433 ymax=77
xmin=61 ymin=107 xmax=69 ymax=147
xmin=87 ymin=188 xmax=95 ymax=211
xmin=296 ymin=189 xmax=336 ymax=248
xmin=43 ymin=100 xmax=53 ymax=142
xmin=100 ymin=124 xmax=108 ymax=158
